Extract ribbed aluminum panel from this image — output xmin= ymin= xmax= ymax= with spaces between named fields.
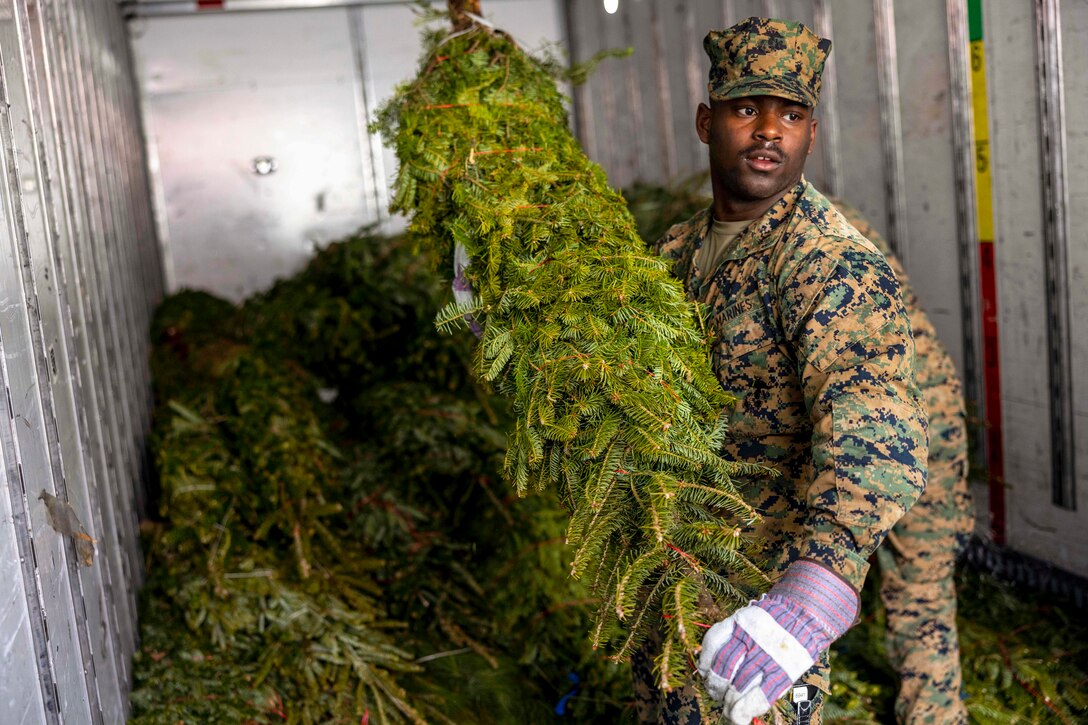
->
xmin=1061 ymin=0 xmax=1088 ymax=529
xmin=982 ymin=0 xmax=1088 ymax=579
xmin=0 ymin=0 xmax=160 ymax=722
xmin=568 ymin=0 xmax=1086 ymax=574
xmin=567 ymin=0 xmax=967 ymax=371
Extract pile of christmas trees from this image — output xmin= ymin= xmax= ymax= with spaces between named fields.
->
xmin=132 ymin=231 xmax=631 ymax=723
xmin=134 ymin=220 xmax=1088 ymax=725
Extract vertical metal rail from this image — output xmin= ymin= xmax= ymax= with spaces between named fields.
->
xmin=99 ymin=0 xmax=158 ymax=524
xmin=648 ymin=1 xmax=676 ymax=181
xmin=684 ymin=3 xmax=703 ymax=110
xmin=1034 ymin=0 xmax=1076 ymax=510
xmin=81 ymin=2 xmax=144 ymax=535
xmin=620 ymin=6 xmax=645 ymax=181
xmin=112 ymin=0 xmax=166 ymax=312
xmin=873 ymin=0 xmax=908 ymax=267
xmin=70 ymin=0 xmax=146 ymax=611
xmin=945 ymin=0 xmax=985 ymax=479
xmin=596 ymin=7 xmax=620 ymax=184
xmin=347 ymin=6 xmax=388 ymax=227
xmin=127 ymin=14 xmax=176 ymax=293
xmin=86 ymin=0 xmax=150 ymax=525
xmin=41 ymin=0 xmax=140 ymax=676
xmin=812 ymin=0 xmax=842 ymax=198
xmin=56 ymin=0 xmax=144 ymax=648
xmin=565 ymin=0 xmax=598 ymax=162
xmin=0 ymin=336 xmax=60 ymax=724
xmin=559 ymin=0 xmax=585 ymax=142
xmin=720 ymin=0 xmax=737 ymax=29
xmin=0 ymin=383 xmax=49 ymax=722
xmin=30 ymin=0 xmax=134 ymax=714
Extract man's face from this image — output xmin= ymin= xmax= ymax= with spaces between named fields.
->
xmin=696 ymin=95 xmax=817 ymax=214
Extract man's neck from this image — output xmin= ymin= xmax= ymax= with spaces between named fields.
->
xmin=710 ymin=177 xmax=802 ymax=222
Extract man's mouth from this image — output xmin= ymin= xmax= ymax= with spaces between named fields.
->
xmin=744 ymin=150 xmax=783 ymax=171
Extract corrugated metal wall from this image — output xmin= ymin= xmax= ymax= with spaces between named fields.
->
xmin=567 ymin=0 xmax=1088 ymax=577
xmin=983 ymin=0 xmax=1087 ymax=579
xmin=126 ymin=0 xmax=564 ymax=303
xmin=567 ymin=0 xmax=976 ymax=400
xmin=0 ymin=0 xmax=161 ymax=722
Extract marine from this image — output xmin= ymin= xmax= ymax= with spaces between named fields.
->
xmin=632 ymin=17 xmax=928 ymax=725
xmin=832 ymin=199 xmax=974 ymax=724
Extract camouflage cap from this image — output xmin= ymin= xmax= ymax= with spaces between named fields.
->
xmin=704 ymin=17 xmax=832 ymax=107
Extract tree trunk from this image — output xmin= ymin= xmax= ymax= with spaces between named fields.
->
xmin=448 ymin=0 xmax=482 ymax=31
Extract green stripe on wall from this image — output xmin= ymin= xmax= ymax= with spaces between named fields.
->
xmin=968 ymin=0 xmax=983 ymax=41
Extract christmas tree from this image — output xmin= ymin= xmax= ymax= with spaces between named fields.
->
xmin=375 ymin=12 xmax=769 ymax=692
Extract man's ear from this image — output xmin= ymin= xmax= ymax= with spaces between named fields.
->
xmin=807 ymin=118 xmax=818 ymax=155
xmin=696 ymin=102 xmax=712 ymax=145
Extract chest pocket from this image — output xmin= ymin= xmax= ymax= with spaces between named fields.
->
xmin=711 ymin=297 xmax=804 ymax=438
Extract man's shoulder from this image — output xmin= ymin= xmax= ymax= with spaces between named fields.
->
xmin=790 ymin=185 xmax=880 ymax=254
xmin=823 ymin=196 xmax=893 ymax=258
xmin=777 ymin=185 xmax=889 ymax=277
xmin=655 ymin=207 xmax=711 ymax=259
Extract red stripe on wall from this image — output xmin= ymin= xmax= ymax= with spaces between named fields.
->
xmin=979 ymin=243 xmax=1005 ymax=544
xmin=197 ymin=0 xmax=224 ymax=9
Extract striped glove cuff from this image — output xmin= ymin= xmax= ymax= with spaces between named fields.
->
xmin=768 ymin=559 xmax=859 ymax=641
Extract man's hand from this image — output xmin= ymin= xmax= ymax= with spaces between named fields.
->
xmin=697 ymin=560 xmax=858 ymax=725
xmin=452 ymin=242 xmax=482 ymax=337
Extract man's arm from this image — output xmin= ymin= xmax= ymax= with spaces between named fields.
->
xmin=783 ymin=236 xmax=928 ymax=591
xmin=697 ymin=233 xmax=927 ymax=725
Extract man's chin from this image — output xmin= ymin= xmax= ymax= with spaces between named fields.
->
xmin=733 ymin=178 xmax=789 ymax=203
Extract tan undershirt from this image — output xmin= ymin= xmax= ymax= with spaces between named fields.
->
xmin=693 ymin=217 xmax=753 ymax=278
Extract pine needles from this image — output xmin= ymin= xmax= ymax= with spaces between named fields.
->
xmin=134 ymin=231 xmax=633 ymax=723
xmin=375 ymin=24 xmax=769 ymax=688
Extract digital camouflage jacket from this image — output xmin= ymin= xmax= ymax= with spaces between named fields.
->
xmin=655 ymin=180 xmax=928 ymax=593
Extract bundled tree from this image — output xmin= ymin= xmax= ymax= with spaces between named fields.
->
xmin=140 ymin=342 xmax=426 ymax=724
xmin=375 ymin=19 xmax=769 ymax=690
xmin=134 ymin=231 xmax=633 ymax=723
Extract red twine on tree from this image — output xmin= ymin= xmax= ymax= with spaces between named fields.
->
xmin=661 ymin=612 xmax=711 ymax=629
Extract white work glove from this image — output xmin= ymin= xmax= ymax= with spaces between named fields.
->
xmin=452 ymin=242 xmax=482 ymax=337
xmin=697 ymin=559 xmax=859 ymax=725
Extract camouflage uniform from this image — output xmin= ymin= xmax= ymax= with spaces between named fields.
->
xmin=634 ymin=181 xmax=927 ymax=724
xmin=833 ymin=200 xmax=973 ymax=724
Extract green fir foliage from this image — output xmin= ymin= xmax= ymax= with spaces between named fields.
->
xmin=829 ymin=568 xmax=1088 ymax=723
xmin=375 ymin=23 xmax=769 ymax=692
xmin=134 ymin=182 xmax=1088 ymax=723
xmin=134 ymin=230 xmax=633 ymax=723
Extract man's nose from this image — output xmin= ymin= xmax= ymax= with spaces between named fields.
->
xmin=753 ymin=116 xmax=783 ymax=141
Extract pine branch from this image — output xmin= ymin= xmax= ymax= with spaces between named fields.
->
xmin=375 ymin=25 xmax=772 ymax=691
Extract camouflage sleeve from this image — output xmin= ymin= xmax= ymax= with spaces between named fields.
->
xmin=830 ymin=198 xmax=967 ymax=466
xmin=778 ymin=237 xmax=928 ymax=592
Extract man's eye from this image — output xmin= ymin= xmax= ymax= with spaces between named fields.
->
xmin=785 ymin=113 xmax=802 ymax=121
xmin=739 ymin=107 xmax=757 ymax=116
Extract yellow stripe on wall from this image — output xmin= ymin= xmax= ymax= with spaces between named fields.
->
xmin=970 ymin=39 xmax=994 ymax=242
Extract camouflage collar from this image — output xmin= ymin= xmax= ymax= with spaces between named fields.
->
xmin=682 ymin=178 xmax=808 ymax=298
xmin=726 ymin=178 xmax=808 ymax=260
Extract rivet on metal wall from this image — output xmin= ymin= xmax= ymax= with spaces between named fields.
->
xmin=251 ymin=156 xmax=278 ymax=176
